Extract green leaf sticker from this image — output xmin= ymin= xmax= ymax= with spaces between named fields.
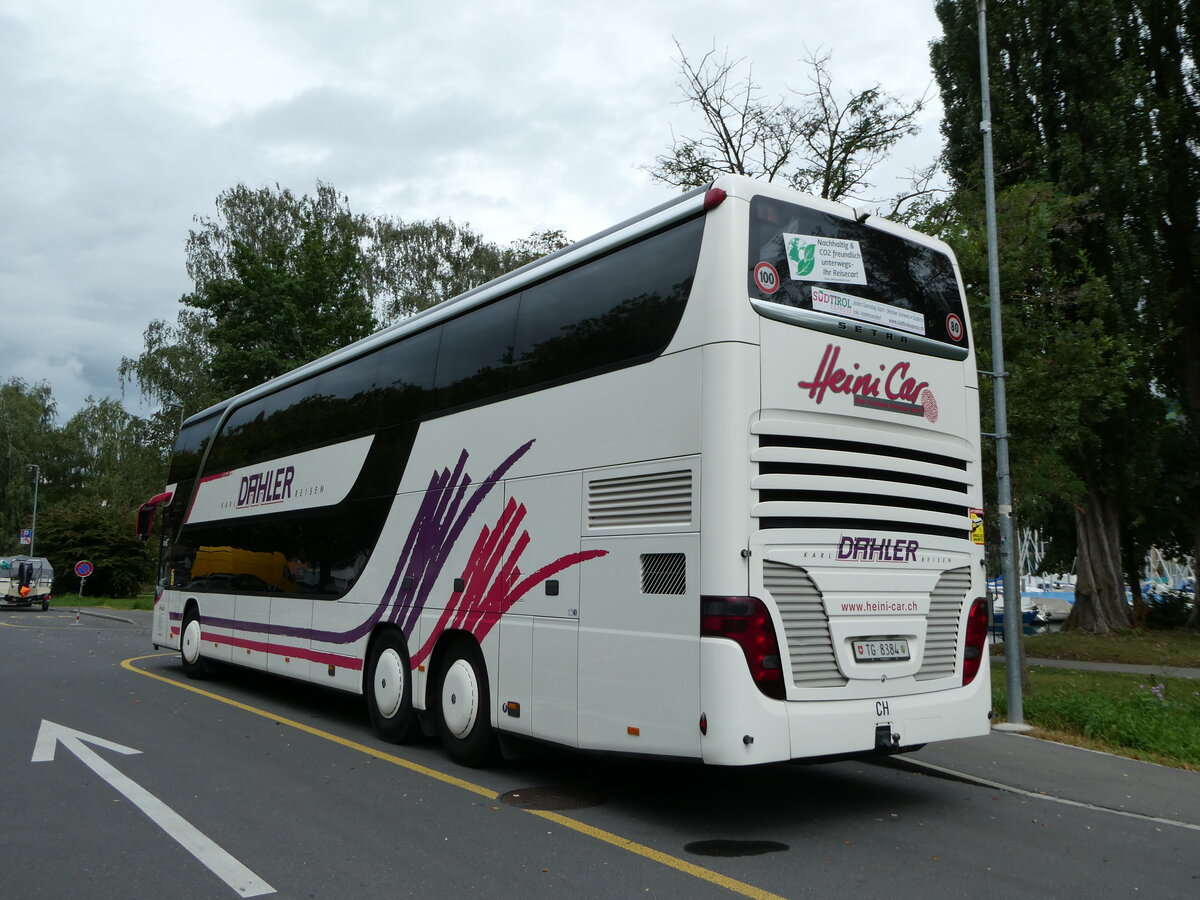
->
xmin=787 ymin=237 xmax=816 ymax=277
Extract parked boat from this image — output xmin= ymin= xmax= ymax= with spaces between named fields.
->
xmin=992 ymin=595 xmax=1045 ymax=626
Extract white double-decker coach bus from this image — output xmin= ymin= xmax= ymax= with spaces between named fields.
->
xmin=140 ymin=175 xmax=991 ymax=766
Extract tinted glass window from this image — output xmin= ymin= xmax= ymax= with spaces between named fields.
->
xmin=373 ymin=326 xmax=440 ymax=424
xmin=169 ymin=496 xmax=391 ymax=600
xmin=434 ymin=293 xmax=518 ymax=408
xmin=205 ymin=380 xmax=312 ymax=474
xmin=747 ymin=196 xmax=967 ymax=350
xmin=511 ymin=216 xmax=703 ymax=389
xmin=204 ymin=327 xmax=441 ymax=475
xmin=168 ymin=414 xmax=219 ymax=485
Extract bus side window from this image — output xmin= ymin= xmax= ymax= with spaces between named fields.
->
xmin=434 ymin=294 xmax=518 ymax=410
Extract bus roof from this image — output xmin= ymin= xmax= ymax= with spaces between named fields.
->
xmin=183 ymin=183 xmax=716 ymax=428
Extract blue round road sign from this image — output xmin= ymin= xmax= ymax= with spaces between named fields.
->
xmin=75 ymin=560 xmax=93 ymax=578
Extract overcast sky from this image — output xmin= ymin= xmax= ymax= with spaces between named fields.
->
xmin=1 ymin=0 xmax=949 ymax=423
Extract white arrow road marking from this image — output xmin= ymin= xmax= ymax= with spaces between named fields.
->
xmin=32 ymin=720 xmax=274 ymax=897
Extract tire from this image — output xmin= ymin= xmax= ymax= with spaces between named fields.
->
xmin=366 ymin=629 xmax=418 ymax=743
xmin=435 ymin=637 xmax=497 ymax=767
xmin=180 ymin=607 xmax=209 ymax=679
xmin=41 ymin=599 xmax=49 ymax=611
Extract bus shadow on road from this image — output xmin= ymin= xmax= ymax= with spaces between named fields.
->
xmin=142 ymin=652 xmax=940 ymax=835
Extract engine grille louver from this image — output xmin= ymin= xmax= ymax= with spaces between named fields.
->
xmin=753 ymin=432 xmax=972 ymax=539
xmin=587 ymin=470 xmax=693 ymax=529
xmin=915 ymin=566 xmax=970 ymax=681
xmin=762 ymin=561 xmax=848 ymax=688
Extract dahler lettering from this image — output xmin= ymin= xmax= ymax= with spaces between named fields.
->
xmin=237 ymin=464 xmax=296 ymax=508
xmin=837 ymin=535 xmax=919 ymax=562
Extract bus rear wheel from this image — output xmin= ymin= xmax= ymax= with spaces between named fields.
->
xmin=435 ymin=638 xmax=497 ymax=767
xmin=366 ymin=630 xmax=418 ymax=743
xmin=180 ymin=608 xmax=209 ymax=679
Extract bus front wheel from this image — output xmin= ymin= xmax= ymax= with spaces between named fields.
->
xmin=366 ymin=629 xmax=418 ymax=743
xmin=180 ymin=608 xmax=209 ymax=679
xmin=435 ymin=638 xmax=497 ymax=767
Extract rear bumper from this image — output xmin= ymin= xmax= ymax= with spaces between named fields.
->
xmin=699 ymin=638 xmax=991 ymax=765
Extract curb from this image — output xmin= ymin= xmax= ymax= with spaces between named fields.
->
xmin=69 ymin=608 xmax=138 ymax=626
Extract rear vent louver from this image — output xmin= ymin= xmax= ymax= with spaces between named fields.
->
xmin=753 ymin=433 xmax=972 ymax=540
xmin=762 ymin=561 xmax=847 ymax=688
xmin=915 ymin=566 xmax=970 ymax=681
xmin=640 ymin=553 xmax=686 ymax=595
xmin=587 ymin=470 xmax=693 ymax=529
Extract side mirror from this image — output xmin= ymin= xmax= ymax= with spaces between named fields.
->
xmin=135 ymin=503 xmax=156 ymax=540
xmin=134 ymin=492 xmax=174 ymax=540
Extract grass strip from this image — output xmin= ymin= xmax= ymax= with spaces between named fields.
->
xmin=992 ymin=663 xmax=1200 ymax=770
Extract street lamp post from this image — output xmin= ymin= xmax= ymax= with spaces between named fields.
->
xmin=977 ymin=0 xmax=1026 ymax=726
xmin=25 ymin=464 xmax=39 ymax=557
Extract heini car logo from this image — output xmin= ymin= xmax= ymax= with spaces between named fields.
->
xmin=798 ymin=343 xmax=939 ymax=422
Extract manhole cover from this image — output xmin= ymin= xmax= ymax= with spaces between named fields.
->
xmin=499 ymin=785 xmax=606 ymax=811
xmin=684 ymin=840 xmax=789 ymax=858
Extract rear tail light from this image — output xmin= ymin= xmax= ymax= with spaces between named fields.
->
xmin=962 ymin=597 xmax=989 ymax=685
xmin=701 ymin=596 xmax=785 ymax=700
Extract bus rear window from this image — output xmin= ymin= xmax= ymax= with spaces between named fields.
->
xmin=747 ymin=196 xmax=967 ymax=352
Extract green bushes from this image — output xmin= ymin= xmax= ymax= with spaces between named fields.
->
xmin=1144 ymin=591 xmax=1194 ymax=630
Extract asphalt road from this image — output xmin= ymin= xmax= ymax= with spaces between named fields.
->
xmin=2 ymin=607 xmax=1196 ymax=899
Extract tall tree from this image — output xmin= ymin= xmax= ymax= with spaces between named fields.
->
xmin=123 ymin=183 xmax=569 ymax=419
xmin=370 ymin=221 xmax=569 ymax=324
xmin=1136 ymin=0 xmax=1200 ymax=625
xmin=58 ymin=398 xmax=167 ymax=511
xmin=646 ymin=41 xmax=928 ymax=205
xmin=119 ymin=309 xmax=218 ymax=444
xmin=0 ymin=379 xmax=57 ymax=555
xmin=185 ymin=183 xmax=377 ymax=397
xmin=930 ymin=0 xmax=1196 ymax=631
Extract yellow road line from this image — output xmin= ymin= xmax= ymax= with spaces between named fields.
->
xmin=528 ymin=808 xmax=787 ymax=900
xmin=122 ymin=653 xmax=787 ymax=900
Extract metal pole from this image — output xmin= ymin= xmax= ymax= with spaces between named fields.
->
xmin=977 ymin=0 xmax=1025 ymax=725
xmin=25 ymin=464 xmax=39 ymax=558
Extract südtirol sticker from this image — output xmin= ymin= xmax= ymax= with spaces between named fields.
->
xmin=783 ymin=233 xmax=867 ymax=284
xmin=811 ymin=285 xmax=926 ymax=336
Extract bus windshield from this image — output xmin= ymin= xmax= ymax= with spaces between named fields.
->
xmin=747 ymin=195 xmax=968 ymax=357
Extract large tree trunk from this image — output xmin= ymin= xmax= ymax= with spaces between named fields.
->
xmin=1064 ymin=491 xmax=1130 ymax=634
xmin=1121 ymin=530 xmax=1147 ymax=630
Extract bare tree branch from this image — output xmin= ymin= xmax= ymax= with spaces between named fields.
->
xmin=646 ymin=42 xmax=932 ymax=208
